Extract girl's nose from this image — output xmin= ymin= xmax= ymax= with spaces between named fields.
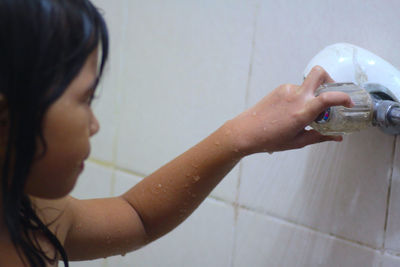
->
xmin=90 ymin=114 xmax=100 ymax=137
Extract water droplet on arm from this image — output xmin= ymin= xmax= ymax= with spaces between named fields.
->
xmin=192 ymin=175 xmax=200 ymax=182
xmin=191 ymin=163 xmax=199 ymax=169
xmin=75 ymin=223 xmax=83 ymax=231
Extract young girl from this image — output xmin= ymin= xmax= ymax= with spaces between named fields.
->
xmin=0 ymin=0 xmax=353 ymax=266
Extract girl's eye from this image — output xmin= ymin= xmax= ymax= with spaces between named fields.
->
xmin=83 ymin=89 xmax=97 ymax=106
xmin=84 ymin=78 xmax=100 ymax=106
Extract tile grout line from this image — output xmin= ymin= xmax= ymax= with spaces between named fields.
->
xmin=110 ymin=0 xmax=130 ymax=168
xmin=90 ymin=153 xmax=397 ymax=257
xmin=382 ymin=136 xmax=397 ymax=252
xmin=88 ymin=157 xmax=114 ymax=168
xmin=242 ymin=2 xmax=259 ymax=111
xmin=207 ymin=192 xmax=394 ymax=256
xmin=383 ymin=248 xmax=400 ymax=257
xmin=91 ymin=1 xmax=130 ymax=264
xmin=109 ymin=167 xmax=117 ymax=197
xmin=114 ymin=165 xmax=147 ymax=178
xmin=88 ymin=156 xmax=400 ymax=258
xmin=230 ymin=1 xmax=261 ymax=266
xmin=88 ymin=157 xmax=148 ymax=178
xmin=236 ymin=202 xmax=382 ymax=253
xmin=230 ymin=161 xmax=242 ymax=267
xmin=108 ymin=0 xmax=137 ymax=202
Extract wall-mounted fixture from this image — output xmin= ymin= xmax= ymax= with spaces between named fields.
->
xmin=304 ymin=43 xmax=400 ymax=135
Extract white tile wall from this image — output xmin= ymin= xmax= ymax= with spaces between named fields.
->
xmin=107 ymin=198 xmax=235 ymax=267
xmin=239 ymin=128 xmax=394 ymax=248
xmin=210 ymin=164 xmax=240 ymax=203
xmin=113 ymin=170 xmax=143 ymax=196
xmin=240 ymin=0 xmax=400 ymax=249
xmin=115 ymin=0 xmax=257 ymax=179
xmin=70 ymin=161 xmax=113 ymax=199
xmin=246 ymin=0 xmax=400 ymax=99
xmin=67 ymin=0 xmax=400 ymax=266
xmin=234 ymin=208 xmax=382 ymax=267
xmin=382 ymin=253 xmax=400 ymax=267
xmin=90 ymin=0 xmax=128 ymax=163
xmin=385 ymin=136 xmax=400 ymax=251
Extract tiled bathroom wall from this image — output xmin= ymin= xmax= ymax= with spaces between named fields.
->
xmin=69 ymin=0 xmax=400 ymax=266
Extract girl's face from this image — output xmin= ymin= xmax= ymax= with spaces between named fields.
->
xmin=25 ymin=49 xmax=101 ymax=199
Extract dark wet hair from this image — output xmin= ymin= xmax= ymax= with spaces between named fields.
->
xmin=0 ymin=0 xmax=109 ymax=266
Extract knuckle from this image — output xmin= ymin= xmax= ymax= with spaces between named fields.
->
xmin=292 ymin=111 xmax=300 ymax=120
xmin=276 ymin=83 xmax=292 ymax=96
xmin=312 ymin=65 xmax=325 ymax=75
xmin=282 ymin=83 xmax=298 ymax=93
xmin=292 ymin=109 xmax=308 ymax=124
xmin=282 ymin=83 xmax=296 ymax=88
xmin=286 ymin=83 xmax=297 ymax=88
xmin=317 ymin=93 xmax=329 ymax=106
xmin=278 ymin=83 xmax=292 ymax=90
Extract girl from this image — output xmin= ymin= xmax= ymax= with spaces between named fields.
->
xmin=0 ymin=0 xmax=353 ymax=266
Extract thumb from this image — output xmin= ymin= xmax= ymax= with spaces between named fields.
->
xmin=293 ymin=129 xmax=343 ymax=148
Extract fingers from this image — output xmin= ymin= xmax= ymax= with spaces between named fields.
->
xmin=307 ymin=91 xmax=354 ymax=116
xmin=294 ymin=129 xmax=342 ymax=148
xmin=302 ymin=66 xmax=335 ymax=93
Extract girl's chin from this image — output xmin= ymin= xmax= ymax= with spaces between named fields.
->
xmin=26 ymin=175 xmax=80 ymax=199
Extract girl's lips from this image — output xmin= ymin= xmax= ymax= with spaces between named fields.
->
xmin=80 ymin=162 xmax=85 ymax=171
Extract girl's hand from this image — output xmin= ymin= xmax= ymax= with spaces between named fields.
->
xmin=228 ymin=66 xmax=354 ymax=155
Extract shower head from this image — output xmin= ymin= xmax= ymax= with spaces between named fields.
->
xmin=303 ymin=43 xmax=400 ymax=102
xmin=305 ymin=43 xmax=400 ymax=135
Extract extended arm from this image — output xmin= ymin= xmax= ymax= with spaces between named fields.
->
xmin=63 ymin=66 xmax=353 ymax=260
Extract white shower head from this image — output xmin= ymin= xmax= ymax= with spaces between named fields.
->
xmin=303 ymin=43 xmax=400 ymax=101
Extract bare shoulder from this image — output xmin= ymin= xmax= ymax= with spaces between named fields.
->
xmin=0 ymin=196 xmax=73 ymax=267
xmin=30 ymin=195 xmax=75 ymax=245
